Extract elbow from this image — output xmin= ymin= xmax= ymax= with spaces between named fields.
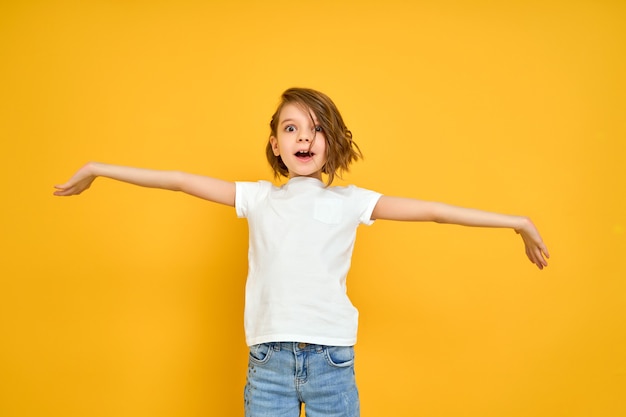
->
xmin=168 ymin=171 xmax=186 ymax=192
xmin=427 ymin=202 xmax=447 ymax=223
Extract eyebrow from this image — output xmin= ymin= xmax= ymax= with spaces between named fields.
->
xmin=280 ymin=117 xmax=319 ymax=126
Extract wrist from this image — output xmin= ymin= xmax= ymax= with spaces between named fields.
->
xmin=514 ymin=216 xmax=531 ymax=233
xmin=85 ymin=161 xmax=103 ymax=177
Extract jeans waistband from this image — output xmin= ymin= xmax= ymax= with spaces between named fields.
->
xmin=268 ymin=342 xmax=325 ymax=353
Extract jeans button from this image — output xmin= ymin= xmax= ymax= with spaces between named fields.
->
xmin=297 ymin=343 xmax=307 ymax=349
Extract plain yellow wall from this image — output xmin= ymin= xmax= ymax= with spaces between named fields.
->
xmin=1 ymin=1 xmax=625 ymax=416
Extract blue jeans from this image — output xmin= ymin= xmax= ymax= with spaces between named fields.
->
xmin=244 ymin=342 xmax=360 ymax=417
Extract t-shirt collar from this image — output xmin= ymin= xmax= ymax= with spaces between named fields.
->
xmin=286 ymin=176 xmax=325 ymax=187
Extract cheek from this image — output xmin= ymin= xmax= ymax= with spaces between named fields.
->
xmin=318 ymin=137 xmax=329 ymax=156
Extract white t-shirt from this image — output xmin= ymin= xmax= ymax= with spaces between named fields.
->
xmin=235 ymin=176 xmax=382 ymax=346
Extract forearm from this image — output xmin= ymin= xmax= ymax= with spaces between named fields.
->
xmin=89 ymin=162 xmax=184 ymax=191
xmin=373 ymin=196 xmax=528 ymax=231
xmin=55 ymin=162 xmax=236 ymax=205
xmin=430 ymin=202 xmax=529 ymax=231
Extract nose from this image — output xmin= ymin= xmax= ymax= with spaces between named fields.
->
xmin=297 ymin=133 xmax=310 ymax=142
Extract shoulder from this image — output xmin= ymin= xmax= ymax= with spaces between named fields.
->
xmin=234 ymin=180 xmax=277 ymax=216
xmin=324 ymin=184 xmax=383 ymax=217
xmin=324 ymin=184 xmax=382 ymax=225
xmin=235 ymin=180 xmax=275 ymax=194
xmin=325 ymin=184 xmax=382 ymax=199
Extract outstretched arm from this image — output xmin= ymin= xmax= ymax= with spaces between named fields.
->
xmin=371 ymin=196 xmax=550 ymax=269
xmin=53 ymin=162 xmax=236 ymax=206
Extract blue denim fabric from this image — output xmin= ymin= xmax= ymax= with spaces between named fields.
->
xmin=244 ymin=342 xmax=360 ymax=417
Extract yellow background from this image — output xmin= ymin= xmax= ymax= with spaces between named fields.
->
xmin=1 ymin=1 xmax=625 ymax=416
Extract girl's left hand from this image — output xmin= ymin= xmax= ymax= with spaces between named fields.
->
xmin=516 ymin=218 xmax=550 ymax=270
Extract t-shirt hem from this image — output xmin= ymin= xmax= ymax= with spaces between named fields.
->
xmin=246 ymin=334 xmax=357 ymax=347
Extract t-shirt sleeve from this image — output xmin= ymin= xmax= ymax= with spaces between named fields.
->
xmin=235 ymin=181 xmax=271 ymax=218
xmin=354 ymin=187 xmax=383 ymax=226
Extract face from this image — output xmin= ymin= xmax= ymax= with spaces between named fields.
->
xmin=270 ymin=103 xmax=328 ymax=180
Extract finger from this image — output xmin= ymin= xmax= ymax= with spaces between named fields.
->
xmin=53 ymin=188 xmax=71 ymax=196
xmin=532 ymin=253 xmax=542 ymax=269
xmin=526 ymin=248 xmax=540 ymax=268
xmin=54 ymin=182 xmax=74 ymax=192
xmin=526 ymin=245 xmax=544 ymax=269
xmin=53 ymin=185 xmax=78 ymax=196
xmin=535 ymin=248 xmax=548 ymax=269
xmin=525 ymin=246 xmax=532 ymax=263
xmin=530 ymin=250 xmax=543 ymax=269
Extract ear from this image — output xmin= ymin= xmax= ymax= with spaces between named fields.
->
xmin=270 ymin=136 xmax=280 ymax=156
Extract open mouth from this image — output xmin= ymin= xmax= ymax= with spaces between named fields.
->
xmin=295 ymin=150 xmax=314 ymax=159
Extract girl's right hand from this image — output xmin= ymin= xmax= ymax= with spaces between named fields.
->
xmin=53 ymin=163 xmax=97 ymax=196
xmin=515 ymin=218 xmax=550 ymax=270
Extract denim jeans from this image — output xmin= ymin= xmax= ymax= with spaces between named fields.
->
xmin=244 ymin=342 xmax=360 ymax=417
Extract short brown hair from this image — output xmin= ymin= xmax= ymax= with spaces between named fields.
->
xmin=265 ymin=88 xmax=363 ymax=185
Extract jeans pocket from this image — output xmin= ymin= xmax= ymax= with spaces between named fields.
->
xmin=324 ymin=346 xmax=355 ymax=368
xmin=249 ymin=343 xmax=273 ymax=365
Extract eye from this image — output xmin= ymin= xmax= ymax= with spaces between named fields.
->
xmin=314 ymin=125 xmax=323 ymax=132
xmin=284 ymin=125 xmax=296 ymax=132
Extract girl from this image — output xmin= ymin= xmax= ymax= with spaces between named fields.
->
xmin=54 ymin=87 xmax=549 ymax=417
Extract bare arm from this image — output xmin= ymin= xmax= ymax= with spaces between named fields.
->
xmin=372 ymin=196 xmax=550 ymax=269
xmin=53 ymin=162 xmax=236 ymax=206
